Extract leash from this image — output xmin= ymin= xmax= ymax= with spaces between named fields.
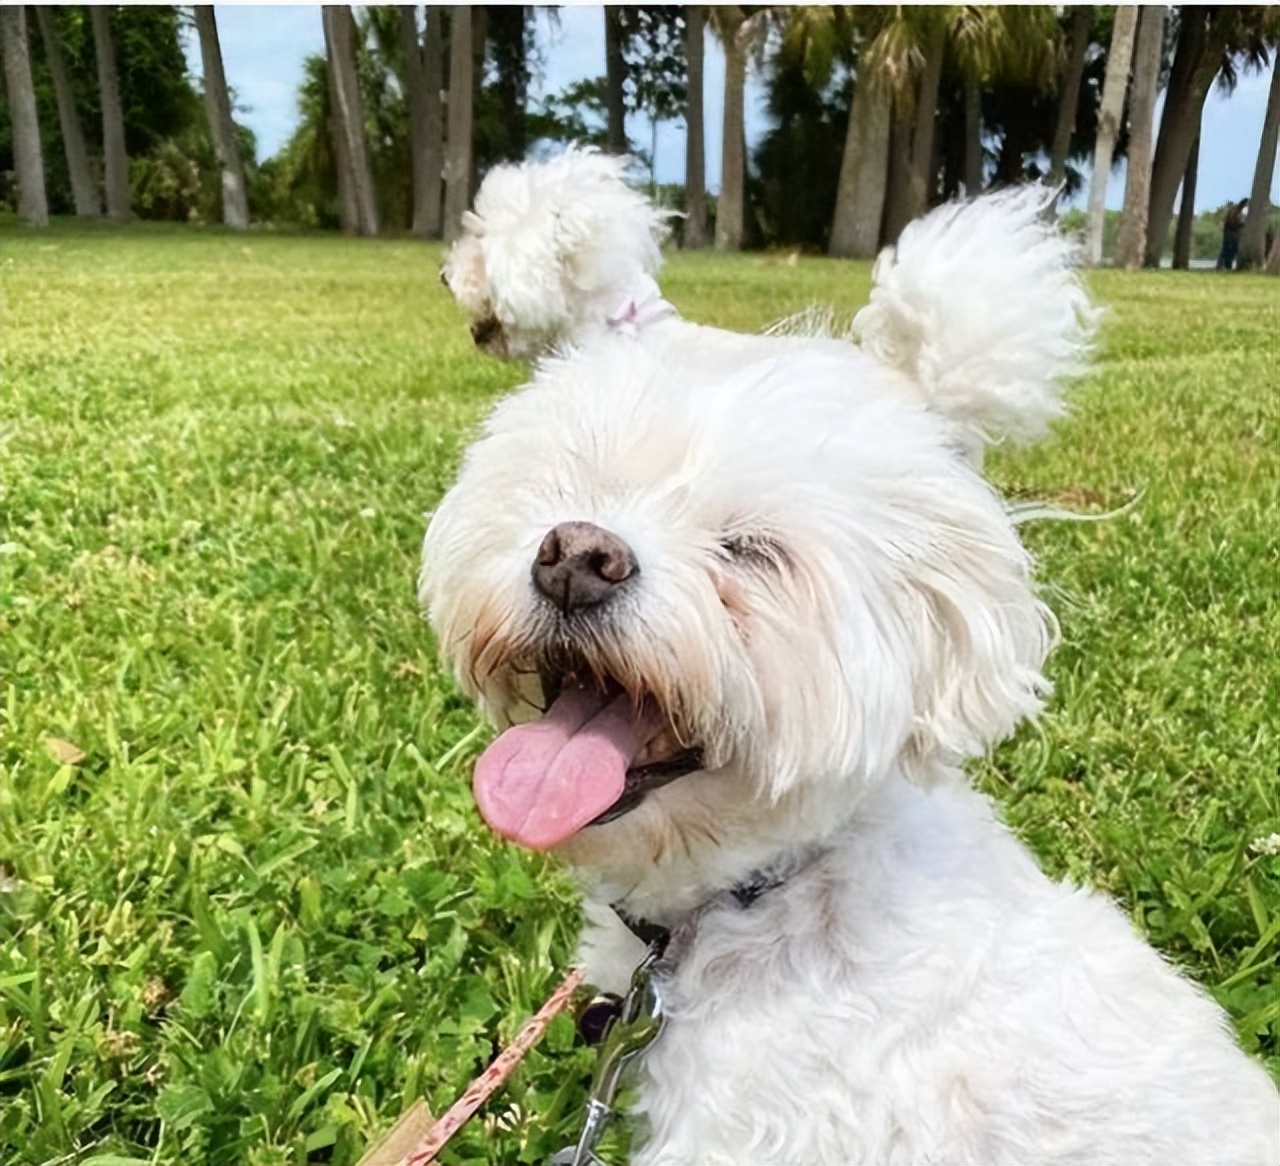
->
xmin=376 ymin=868 xmax=793 ymax=1165
xmin=393 ymin=966 xmax=585 ymax=1166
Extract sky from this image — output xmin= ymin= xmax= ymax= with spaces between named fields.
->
xmin=184 ymin=4 xmax=1280 ymax=215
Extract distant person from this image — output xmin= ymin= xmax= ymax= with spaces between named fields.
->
xmin=1217 ymin=199 xmax=1248 ymax=270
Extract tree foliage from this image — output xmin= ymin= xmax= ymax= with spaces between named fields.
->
xmin=3 ymin=3 xmax=1274 ymax=258
xmin=0 ymin=5 xmax=257 ymax=223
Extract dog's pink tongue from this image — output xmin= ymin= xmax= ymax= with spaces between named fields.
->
xmin=473 ymin=685 xmax=654 ymax=850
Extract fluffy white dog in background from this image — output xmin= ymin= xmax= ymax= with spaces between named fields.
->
xmin=424 ymin=152 xmax=1278 ymax=1163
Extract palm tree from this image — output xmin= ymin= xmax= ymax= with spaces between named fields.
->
xmin=875 ymin=8 xmax=950 ymax=246
xmin=401 ymin=5 xmax=444 ymax=238
xmin=1115 ymin=6 xmax=1166 ymax=268
xmin=91 ymin=5 xmax=131 ymax=222
xmin=684 ymin=5 xmax=708 ymax=248
xmin=194 ymin=6 xmax=250 ymax=229
xmin=1237 ymin=53 xmax=1280 ymax=269
xmin=323 ymin=5 xmax=378 ymax=236
xmin=605 ymin=8 xmax=628 ymax=153
xmin=1 ymin=5 xmax=48 ymax=227
xmin=827 ymin=9 xmax=892 ymax=258
xmin=1044 ymin=6 xmax=1094 ymax=210
xmin=948 ymin=6 xmax=1057 ymax=197
xmin=33 ymin=7 xmax=100 ymax=217
xmin=442 ymin=5 xmax=474 ymax=242
xmin=1143 ymin=7 xmax=1276 ymax=268
xmin=839 ymin=6 xmax=1055 ymax=249
xmin=1172 ymin=133 xmax=1199 ymax=268
xmin=710 ymin=6 xmax=752 ymax=250
xmin=824 ymin=6 xmax=1054 ymax=253
xmin=769 ymin=5 xmax=878 ymax=257
xmin=1084 ymin=6 xmax=1139 ymax=266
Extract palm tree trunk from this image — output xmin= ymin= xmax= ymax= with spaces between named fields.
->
xmin=421 ymin=8 xmax=444 ymax=236
xmin=194 ymin=7 xmax=249 ymax=229
xmin=2 ymin=5 xmax=48 ymax=226
xmin=880 ymin=93 xmax=915 ymax=247
xmin=1172 ymin=133 xmax=1198 ymax=270
xmin=422 ymin=8 xmax=445 ymax=236
xmin=323 ymin=5 xmax=378 ymax=237
xmin=1114 ymin=6 xmax=1164 ymax=268
xmin=716 ymin=10 xmax=747 ymax=251
xmin=91 ymin=6 xmax=130 ymax=222
xmin=683 ymin=6 xmax=707 ymax=248
xmin=329 ymin=73 xmax=359 ymax=232
xmin=488 ymin=6 xmax=526 ymax=163
xmin=442 ymin=4 xmax=474 ymax=242
xmin=906 ymin=26 xmax=946 ymax=218
xmin=963 ymin=75 xmax=982 ymax=195
xmin=34 ymin=6 xmax=99 ymax=217
xmin=1237 ymin=59 xmax=1280 ymax=270
xmin=1084 ymin=5 xmax=1138 ymax=266
xmin=468 ymin=5 xmax=486 ymax=199
xmin=829 ymin=70 xmax=890 ymax=258
xmin=1045 ymin=5 xmax=1092 ymax=213
xmin=605 ymin=7 xmax=627 ymax=154
xmin=1143 ymin=10 xmax=1225 ymax=268
xmin=402 ymin=5 xmax=443 ymax=237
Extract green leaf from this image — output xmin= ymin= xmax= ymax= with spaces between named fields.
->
xmin=180 ymin=950 xmax=219 ymax=1019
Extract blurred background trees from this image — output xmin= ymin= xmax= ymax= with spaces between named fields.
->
xmin=1 ymin=4 xmax=1276 ymax=268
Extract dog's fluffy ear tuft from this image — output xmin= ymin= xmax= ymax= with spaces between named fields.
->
xmin=535 ymin=148 xmax=674 ymax=324
xmin=854 ymin=186 xmax=1099 ymax=452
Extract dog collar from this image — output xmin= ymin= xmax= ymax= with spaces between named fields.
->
xmin=606 ymin=276 xmax=679 ymax=337
xmin=609 ymin=867 xmax=789 ymax=959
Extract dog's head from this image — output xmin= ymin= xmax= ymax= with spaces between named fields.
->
xmin=439 ymin=147 xmax=673 ymax=360
xmin=421 ymin=337 xmax=1053 ymax=913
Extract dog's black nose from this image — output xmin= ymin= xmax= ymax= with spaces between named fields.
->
xmin=533 ymin=522 xmax=638 ymax=615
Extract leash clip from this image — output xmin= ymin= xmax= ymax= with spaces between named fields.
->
xmin=549 ymin=945 xmax=667 ymax=1166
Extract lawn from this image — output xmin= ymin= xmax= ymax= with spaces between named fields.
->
xmin=1 ymin=222 xmax=1276 ymax=1165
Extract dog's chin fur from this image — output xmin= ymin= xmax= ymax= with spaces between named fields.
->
xmin=423 ymin=163 xmax=1279 ymax=1161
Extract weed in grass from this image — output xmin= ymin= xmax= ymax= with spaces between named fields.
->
xmin=1 ymin=223 xmax=1275 ymax=1164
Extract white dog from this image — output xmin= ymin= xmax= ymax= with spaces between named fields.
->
xmin=424 ymin=158 xmax=1278 ymax=1163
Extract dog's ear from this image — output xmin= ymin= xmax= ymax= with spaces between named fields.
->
xmin=440 ymin=235 xmax=492 ymax=318
xmin=552 ymin=201 xmax=613 ymax=295
xmin=902 ymin=505 xmax=1053 ymax=767
xmin=547 ymin=166 xmax=670 ymax=299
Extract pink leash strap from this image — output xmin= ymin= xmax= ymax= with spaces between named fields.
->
xmin=402 ymin=966 xmax=586 ymax=1165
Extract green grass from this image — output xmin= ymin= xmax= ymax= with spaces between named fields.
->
xmin=1 ymin=221 xmax=1276 ymax=1165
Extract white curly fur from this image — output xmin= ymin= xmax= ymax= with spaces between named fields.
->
xmin=423 ymin=157 xmax=1278 ymax=1163
xmin=442 ymin=148 xmax=1096 ymax=461
xmin=853 ymin=185 xmax=1097 ymax=447
xmin=440 ymin=147 xmax=673 ymax=358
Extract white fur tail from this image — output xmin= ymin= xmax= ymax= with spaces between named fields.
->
xmin=853 ymin=187 xmax=1097 ymax=448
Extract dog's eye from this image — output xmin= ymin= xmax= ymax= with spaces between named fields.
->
xmin=719 ymin=534 xmax=789 ymax=572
